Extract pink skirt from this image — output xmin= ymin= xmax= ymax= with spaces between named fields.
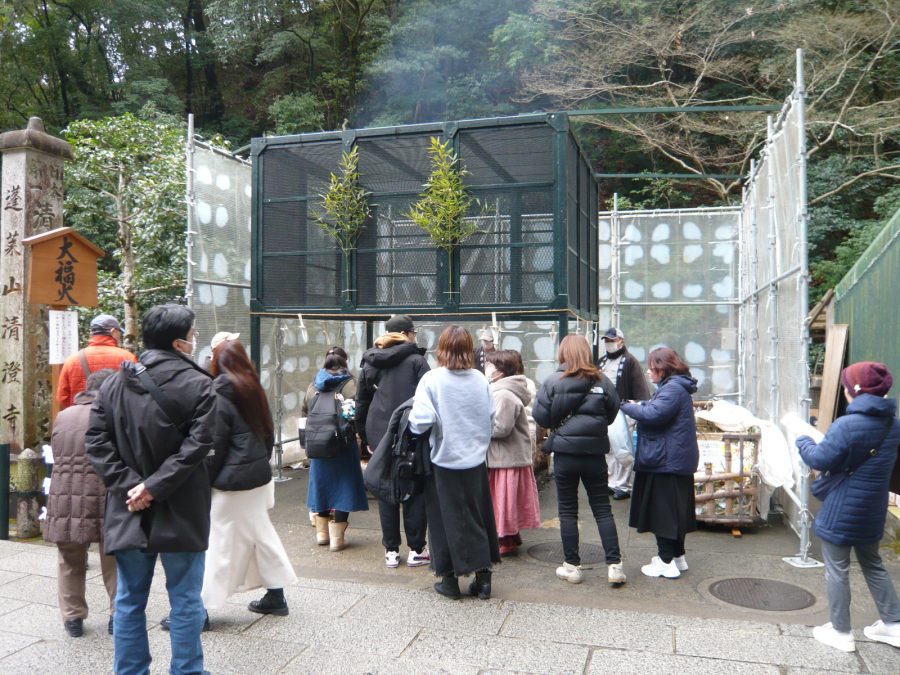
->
xmin=488 ymin=466 xmax=542 ymax=537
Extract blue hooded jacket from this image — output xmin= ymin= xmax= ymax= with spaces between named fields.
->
xmin=620 ymin=373 xmax=699 ymax=475
xmin=797 ymin=394 xmax=899 ymax=546
xmin=315 ymin=368 xmax=351 ymax=392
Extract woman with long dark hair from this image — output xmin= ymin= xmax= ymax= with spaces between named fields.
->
xmin=620 ymin=347 xmax=699 ymax=580
xmin=532 ymin=335 xmax=624 ymax=586
xmin=409 ymin=326 xmax=501 ymax=600
xmin=303 ymin=351 xmax=368 ymax=551
xmin=201 ymin=339 xmax=297 ymax=617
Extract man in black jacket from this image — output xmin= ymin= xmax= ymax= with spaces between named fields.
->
xmin=86 ymin=304 xmax=216 ymax=675
xmin=597 ymin=327 xmax=651 ymax=499
xmin=356 ymin=315 xmax=430 ymax=568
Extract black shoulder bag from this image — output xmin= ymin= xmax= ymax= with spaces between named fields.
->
xmin=811 ymin=420 xmax=893 ymax=501
xmin=135 ymin=364 xmax=188 ymax=436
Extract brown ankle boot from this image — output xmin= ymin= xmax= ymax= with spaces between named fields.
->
xmin=329 ymin=521 xmax=348 ymax=551
xmin=315 ymin=516 xmax=330 ymax=546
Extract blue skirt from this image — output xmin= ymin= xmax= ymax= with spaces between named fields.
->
xmin=306 ymin=438 xmax=369 ymax=513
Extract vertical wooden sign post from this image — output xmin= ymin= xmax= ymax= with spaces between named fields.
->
xmin=23 ymin=227 xmax=104 ymax=422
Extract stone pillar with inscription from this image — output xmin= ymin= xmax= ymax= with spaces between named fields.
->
xmin=0 ymin=118 xmax=73 ymax=453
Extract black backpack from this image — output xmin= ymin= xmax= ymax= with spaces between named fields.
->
xmin=303 ymin=381 xmax=353 ymax=459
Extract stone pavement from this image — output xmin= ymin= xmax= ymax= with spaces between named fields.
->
xmin=0 ymin=470 xmax=897 ymax=673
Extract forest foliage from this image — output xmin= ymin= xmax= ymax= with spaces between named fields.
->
xmin=1 ymin=0 xmax=897 ymax=310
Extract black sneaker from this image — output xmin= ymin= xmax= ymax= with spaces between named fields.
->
xmin=612 ymin=489 xmax=631 ymax=500
xmin=248 ymin=591 xmax=289 ymax=616
xmin=160 ymin=612 xmax=211 ymax=631
xmin=64 ymin=618 xmax=83 ymax=637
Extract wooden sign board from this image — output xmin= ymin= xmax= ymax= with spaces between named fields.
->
xmin=817 ymin=323 xmax=849 ymax=433
xmin=22 ymin=227 xmax=105 ymax=307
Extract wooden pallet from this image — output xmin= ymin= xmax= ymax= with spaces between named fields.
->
xmin=694 ymin=432 xmax=762 ymax=532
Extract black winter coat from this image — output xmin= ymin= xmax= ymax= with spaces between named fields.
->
xmin=356 ymin=341 xmax=429 ymax=448
xmin=597 ymin=349 xmax=651 ymax=401
xmin=532 ymin=366 xmax=620 ymax=455
xmin=208 ymin=375 xmax=274 ymax=491
xmin=86 ymin=350 xmax=216 ymax=554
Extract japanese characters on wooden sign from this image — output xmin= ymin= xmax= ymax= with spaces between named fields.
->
xmin=23 ymin=227 xmax=105 ymax=307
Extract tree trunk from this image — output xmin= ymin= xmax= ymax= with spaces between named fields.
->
xmin=117 ymin=168 xmax=138 ymax=352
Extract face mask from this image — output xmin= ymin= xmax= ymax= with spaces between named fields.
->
xmin=605 ymin=342 xmax=620 ymax=354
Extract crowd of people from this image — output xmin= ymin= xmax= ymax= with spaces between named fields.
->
xmin=43 ymin=308 xmax=900 ymax=673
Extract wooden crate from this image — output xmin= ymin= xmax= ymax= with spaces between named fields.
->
xmin=694 ymin=432 xmax=762 ymax=527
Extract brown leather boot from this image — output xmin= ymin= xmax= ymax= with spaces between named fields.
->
xmin=329 ymin=521 xmax=348 ymax=551
xmin=315 ymin=515 xmax=330 ymax=546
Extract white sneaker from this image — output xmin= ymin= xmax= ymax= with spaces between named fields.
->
xmin=555 ymin=562 xmax=584 ymax=584
xmin=863 ymin=619 xmax=900 ymax=648
xmin=385 ymin=550 xmax=400 ymax=568
xmin=407 ymin=547 xmax=431 ymax=567
xmin=607 ymin=562 xmax=626 ymax=585
xmin=641 ymin=556 xmax=680 ymax=579
xmin=673 ymin=555 xmax=689 ymax=571
xmin=813 ymin=622 xmax=855 ymax=652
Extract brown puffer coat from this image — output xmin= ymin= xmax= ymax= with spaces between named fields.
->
xmin=44 ymin=390 xmax=106 ymax=544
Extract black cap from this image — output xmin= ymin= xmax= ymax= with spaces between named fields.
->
xmin=385 ymin=315 xmax=415 ymax=333
xmin=601 ymin=327 xmax=624 ymax=341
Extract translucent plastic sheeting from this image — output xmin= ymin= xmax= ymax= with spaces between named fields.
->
xmin=188 ymin=143 xmax=252 ymax=364
xmin=598 ymin=208 xmax=741 ymax=400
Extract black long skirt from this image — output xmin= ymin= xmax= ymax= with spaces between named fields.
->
xmin=629 ymin=472 xmax=697 ymax=541
xmin=425 ymin=463 xmax=501 ymax=577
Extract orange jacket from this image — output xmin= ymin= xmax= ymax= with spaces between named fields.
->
xmin=57 ymin=335 xmax=137 ymax=410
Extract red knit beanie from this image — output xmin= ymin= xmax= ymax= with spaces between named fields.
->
xmin=841 ymin=361 xmax=893 ymax=397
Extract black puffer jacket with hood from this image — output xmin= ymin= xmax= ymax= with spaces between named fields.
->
xmin=532 ymin=366 xmax=620 ymax=455
xmin=355 ymin=334 xmax=429 ymax=448
xmin=86 ymin=349 xmax=216 ymax=554
xmin=207 ymin=374 xmax=274 ymax=491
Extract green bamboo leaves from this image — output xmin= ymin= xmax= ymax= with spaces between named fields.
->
xmin=407 ymin=137 xmax=477 ymax=251
xmin=315 ymin=145 xmax=371 ymax=257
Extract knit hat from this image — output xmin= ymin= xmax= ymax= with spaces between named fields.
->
xmin=385 ymin=315 xmax=415 ymax=333
xmin=841 ymin=361 xmax=893 ymax=397
xmin=90 ymin=314 xmax=123 ymax=335
xmin=211 ymin=331 xmax=240 ymax=350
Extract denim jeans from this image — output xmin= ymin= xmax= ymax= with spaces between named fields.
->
xmin=114 ymin=549 xmax=206 ymax=675
xmin=821 ymin=539 xmax=900 ymax=632
xmin=553 ymin=452 xmax=621 ymax=566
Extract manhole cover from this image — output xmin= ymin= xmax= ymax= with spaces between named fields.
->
xmin=527 ymin=542 xmax=606 ymax=564
xmin=709 ymin=578 xmax=816 ymax=611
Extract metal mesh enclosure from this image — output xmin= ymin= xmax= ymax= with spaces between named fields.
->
xmin=252 ymin=114 xmax=596 ymax=321
xmin=187 ymin=142 xmax=252 ymax=365
xmin=834 ymin=208 xmax=900 ymax=396
xmin=598 ymin=208 xmax=741 ymax=400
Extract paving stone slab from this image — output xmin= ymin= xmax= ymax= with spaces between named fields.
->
xmin=0 ymin=603 xmax=115 ymax=642
xmin=0 ymin=570 xmax=27 ymax=586
xmin=587 ymin=647 xmax=781 ymax=674
xmin=499 ymin=601 xmax=675 ymax=653
xmin=0 ymin=596 xmax=28 ymax=618
xmin=674 ymin=626 xmax=862 ymax=672
xmin=857 ymin=641 xmax=900 ymax=674
xmin=0 ymin=638 xmax=115 ymax=674
xmin=0 ymin=551 xmax=63 ymax=578
xmin=242 ymin=610 xmax=419 ymax=657
xmin=344 ymin=586 xmax=510 ymax=635
xmin=279 ymin=646 xmax=481 ymax=675
xmin=225 ymin=583 xmax=365 ymax=619
xmin=0 ymin=570 xmax=113 ymax=612
xmin=144 ymin=628 xmax=305 ymax=674
xmin=404 ymin=627 xmax=591 ymax=674
xmin=0 ymin=629 xmax=40 ymax=659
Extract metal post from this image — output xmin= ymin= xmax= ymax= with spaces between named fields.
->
xmin=766 ymin=116 xmax=779 ymax=425
xmin=784 ymin=48 xmax=821 ymax=568
xmin=748 ymin=159 xmax=759 ymax=412
xmin=0 ymin=443 xmax=9 ymax=540
xmin=272 ymin=318 xmax=291 ymax=482
xmin=185 ymin=114 xmax=195 ymax=308
xmin=611 ymin=193 xmax=621 ymax=329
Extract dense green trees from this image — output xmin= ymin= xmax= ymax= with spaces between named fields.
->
xmin=1 ymin=1 xmax=896 ymax=303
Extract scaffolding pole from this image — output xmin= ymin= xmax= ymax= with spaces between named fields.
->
xmin=610 ymin=194 xmax=621 ymax=329
xmin=185 ymin=114 xmax=195 ymax=308
xmin=784 ymin=48 xmax=821 ymax=568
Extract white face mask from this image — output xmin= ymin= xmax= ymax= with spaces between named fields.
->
xmin=605 ymin=341 xmax=620 ymax=354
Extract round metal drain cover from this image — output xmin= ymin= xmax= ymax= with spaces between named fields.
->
xmin=527 ymin=542 xmax=606 ymax=564
xmin=709 ymin=578 xmax=816 ymax=611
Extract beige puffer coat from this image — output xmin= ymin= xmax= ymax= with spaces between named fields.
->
xmin=44 ymin=391 xmax=106 ymax=544
xmin=487 ymin=375 xmax=534 ymax=468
